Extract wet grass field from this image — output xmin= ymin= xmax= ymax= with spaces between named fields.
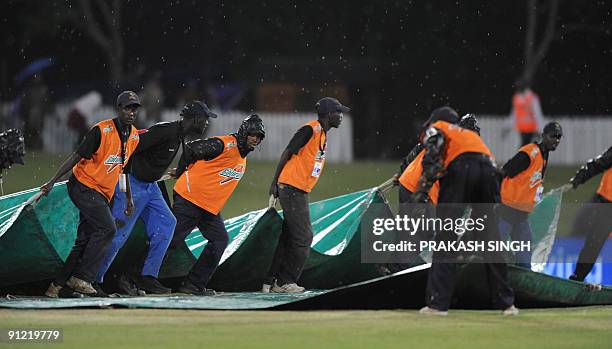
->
xmin=1 ymin=306 xmax=611 ymax=349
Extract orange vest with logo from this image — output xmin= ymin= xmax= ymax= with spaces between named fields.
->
xmin=278 ymin=120 xmax=327 ymax=193
xmin=500 ymin=143 xmax=546 ymax=212
xmin=72 ymin=119 xmax=139 ymax=202
xmin=398 ymin=149 xmax=440 ymax=204
xmin=597 ymin=168 xmax=612 ymax=202
xmin=513 ymin=91 xmax=538 ymax=133
xmin=174 ymin=135 xmax=246 ymax=215
xmin=431 ymin=120 xmax=494 ymax=169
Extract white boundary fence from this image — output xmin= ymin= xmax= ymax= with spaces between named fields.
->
xmin=479 ymin=116 xmax=611 ymax=165
xmin=4 ymin=104 xmax=354 ymax=163
xmin=187 ymin=111 xmax=354 ymax=163
xmin=2 ymin=102 xmax=611 ymax=165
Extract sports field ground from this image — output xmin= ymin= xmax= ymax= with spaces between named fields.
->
xmin=1 ymin=307 xmax=611 ymax=348
xmin=1 ymin=153 xmax=600 ymax=234
xmin=1 ymin=154 xmax=608 ymax=349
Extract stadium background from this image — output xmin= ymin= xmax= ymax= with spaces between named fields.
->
xmin=2 ymin=1 xmax=612 ymax=158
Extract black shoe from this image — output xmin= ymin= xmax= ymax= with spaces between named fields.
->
xmin=134 ymin=275 xmax=172 ymax=295
xmin=92 ymin=283 xmax=109 ymax=297
xmin=115 ymin=274 xmax=139 ymax=296
xmin=569 ymin=273 xmax=584 ymax=282
xmin=58 ymin=287 xmax=88 ymax=298
xmin=177 ymin=279 xmax=216 ymax=296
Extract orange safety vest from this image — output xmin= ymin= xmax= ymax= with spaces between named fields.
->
xmin=597 ymin=168 xmax=612 ymax=202
xmin=430 ymin=120 xmax=494 ymax=169
xmin=512 ymin=91 xmax=538 ymax=133
xmin=398 ymin=149 xmax=440 ymax=204
xmin=72 ymin=119 xmax=139 ymax=202
xmin=278 ymin=119 xmax=327 ymax=193
xmin=174 ymin=135 xmax=246 ymax=215
xmin=500 ymin=143 xmax=546 ymax=212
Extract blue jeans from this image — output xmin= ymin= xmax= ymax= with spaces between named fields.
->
xmin=498 ymin=217 xmax=533 ymax=269
xmin=95 ymin=175 xmax=176 ymax=283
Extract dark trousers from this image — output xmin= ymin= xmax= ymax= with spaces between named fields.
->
xmin=55 ymin=176 xmax=117 ymax=284
xmin=398 ymin=184 xmax=413 ymax=206
xmin=398 ymin=184 xmax=436 ymax=219
xmin=573 ymin=194 xmax=612 ymax=281
xmin=397 ymin=184 xmax=433 ymax=265
xmin=267 ymin=185 xmax=312 ymax=285
xmin=426 ymin=153 xmax=515 ymax=311
xmin=168 ymin=193 xmax=229 ymax=289
xmin=498 ymin=205 xmax=533 ymax=268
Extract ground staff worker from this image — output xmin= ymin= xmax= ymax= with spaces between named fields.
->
xmin=165 ymin=114 xmax=265 ymax=295
xmin=415 ymin=107 xmax=517 ymax=316
xmin=498 ymin=122 xmax=562 ymax=268
xmin=509 ymin=84 xmax=544 ymax=146
xmin=568 ymin=145 xmax=612 ymax=282
xmin=388 ymin=114 xmax=481 ymax=268
xmin=396 ymin=114 xmax=481 ymax=206
xmin=42 ymin=91 xmax=140 ymax=297
xmin=397 ymin=143 xmax=440 ymax=206
xmin=94 ymin=101 xmax=217 ymax=295
xmin=386 ymin=138 xmax=441 ymax=271
xmin=265 ymin=97 xmax=348 ymax=293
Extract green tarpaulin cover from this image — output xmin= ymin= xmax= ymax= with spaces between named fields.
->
xmin=0 ymin=183 xmax=391 ymax=291
xmin=1 ymin=181 xmax=607 ymax=311
xmin=1 ymin=264 xmax=610 ymax=310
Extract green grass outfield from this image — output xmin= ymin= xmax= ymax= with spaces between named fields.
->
xmin=1 ymin=307 xmax=611 ymax=348
xmin=1 ymin=153 xmax=600 ymax=235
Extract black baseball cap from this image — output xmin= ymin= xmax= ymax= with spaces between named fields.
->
xmin=429 ymin=107 xmax=459 ymax=124
xmin=180 ymin=100 xmax=218 ymax=119
xmin=116 ymin=91 xmax=141 ymax=108
xmin=543 ymin=121 xmax=563 ymax=137
xmin=422 ymin=106 xmax=459 ymax=127
xmin=315 ymin=97 xmax=351 ymax=114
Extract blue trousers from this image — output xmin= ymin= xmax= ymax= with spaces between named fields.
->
xmin=498 ymin=217 xmax=533 ymax=269
xmin=95 ymin=175 xmax=176 ymax=283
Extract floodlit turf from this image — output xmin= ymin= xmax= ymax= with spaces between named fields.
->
xmin=0 ymin=153 xmax=599 ymax=233
xmin=1 ymin=307 xmax=611 ymax=348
